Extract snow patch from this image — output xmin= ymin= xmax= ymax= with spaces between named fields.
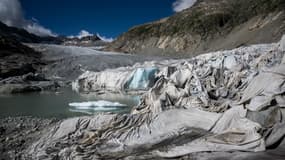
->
xmin=96 ymin=33 xmax=114 ymax=42
xmin=77 ymin=30 xmax=93 ymax=39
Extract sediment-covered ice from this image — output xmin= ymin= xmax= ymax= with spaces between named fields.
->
xmin=27 ymin=37 xmax=285 ymax=159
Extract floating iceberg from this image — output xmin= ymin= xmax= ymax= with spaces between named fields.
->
xmin=69 ymin=100 xmax=127 ymax=112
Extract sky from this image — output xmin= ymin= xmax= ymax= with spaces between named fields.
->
xmin=0 ymin=0 xmax=197 ymax=39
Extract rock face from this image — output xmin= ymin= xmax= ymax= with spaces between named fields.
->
xmin=27 ymin=39 xmax=285 ymax=159
xmin=0 ymin=36 xmax=41 ymax=79
xmin=106 ymin=0 xmax=285 ymax=55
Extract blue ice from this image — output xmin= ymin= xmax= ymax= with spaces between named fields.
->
xmin=126 ymin=67 xmax=158 ymax=90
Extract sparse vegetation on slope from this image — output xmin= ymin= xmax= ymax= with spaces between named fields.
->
xmin=107 ymin=0 xmax=285 ymax=55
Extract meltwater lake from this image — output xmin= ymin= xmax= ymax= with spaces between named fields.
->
xmin=0 ymin=88 xmax=140 ymax=118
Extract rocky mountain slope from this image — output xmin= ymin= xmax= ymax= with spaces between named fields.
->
xmin=106 ymin=0 xmax=285 ymax=56
xmin=0 ymin=36 xmax=41 ymax=79
xmin=0 ymin=22 xmax=63 ymax=94
xmin=0 ymin=35 xmax=60 ymax=94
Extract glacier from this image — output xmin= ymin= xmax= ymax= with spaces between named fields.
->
xmin=27 ymin=36 xmax=285 ymax=159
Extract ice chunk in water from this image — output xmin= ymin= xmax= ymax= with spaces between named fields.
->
xmin=69 ymin=100 xmax=127 ymax=112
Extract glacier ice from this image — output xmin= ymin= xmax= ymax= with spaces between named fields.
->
xmin=125 ymin=67 xmax=158 ymax=90
xmin=72 ymin=66 xmax=161 ymax=93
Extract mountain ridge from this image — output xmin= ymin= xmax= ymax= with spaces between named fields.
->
xmin=0 ymin=21 xmax=107 ymax=46
xmin=0 ymin=21 xmax=61 ymax=44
